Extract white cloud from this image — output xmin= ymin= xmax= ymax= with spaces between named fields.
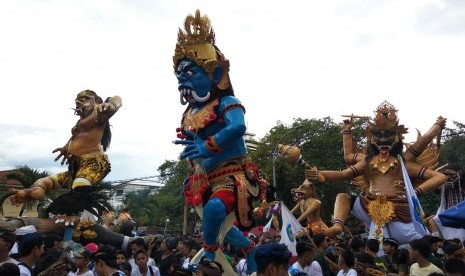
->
xmin=1 ymin=0 xmax=464 ymax=181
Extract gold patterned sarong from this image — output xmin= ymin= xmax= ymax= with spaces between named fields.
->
xmin=206 ymin=154 xmax=260 ymax=230
xmin=51 ymin=152 xmax=111 ymax=189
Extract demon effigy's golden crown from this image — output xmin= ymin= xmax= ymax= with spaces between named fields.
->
xmin=173 ymin=10 xmax=218 ymax=73
xmin=367 ymin=101 xmax=407 ymax=134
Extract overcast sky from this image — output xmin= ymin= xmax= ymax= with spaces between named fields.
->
xmin=1 ymin=0 xmax=464 ymax=182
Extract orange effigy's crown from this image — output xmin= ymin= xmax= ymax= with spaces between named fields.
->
xmin=368 ymin=101 xmax=407 ymax=134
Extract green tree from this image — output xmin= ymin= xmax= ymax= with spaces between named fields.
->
xmin=440 ymin=121 xmax=465 ymax=165
xmin=123 ymin=188 xmax=158 ymax=226
xmin=250 ymin=117 xmax=358 ymax=222
xmin=151 ymin=159 xmax=189 ymax=234
xmin=2 ymin=165 xmax=50 ymax=213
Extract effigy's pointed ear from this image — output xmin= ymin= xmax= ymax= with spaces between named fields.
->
xmin=212 ymin=65 xmax=223 ymax=84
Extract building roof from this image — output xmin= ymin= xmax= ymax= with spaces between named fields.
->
xmin=0 ymin=170 xmax=23 ymax=191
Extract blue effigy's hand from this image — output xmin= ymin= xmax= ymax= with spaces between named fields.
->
xmin=173 ymin=130 xmax=211 ymax=160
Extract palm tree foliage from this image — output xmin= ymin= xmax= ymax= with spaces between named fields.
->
xmin=2 ymin=165 xmax=51 ymax=213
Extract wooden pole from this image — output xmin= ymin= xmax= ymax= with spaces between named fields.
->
xmin=183 ymin=203 xmax=188 ymax=235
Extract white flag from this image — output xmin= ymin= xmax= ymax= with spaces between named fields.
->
xmin=263 ymin=217 xmax=273 ymax=233
xmin=279 ymin=202 xmax=304 ymax=256
xmin=399 ymin=156 xmax=429 ymax=236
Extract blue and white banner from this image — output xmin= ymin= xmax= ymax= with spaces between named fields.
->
xmin=398 ymin=156 xmax=430 ymax=236
xmin=279 ymin=202 xmax=304 ymax=256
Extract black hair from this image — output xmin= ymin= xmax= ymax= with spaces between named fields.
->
xmin=44 ymin=233 xmax=63 ymax=249
xmin=313 ymin=233 xmax=327 ymax=248
xmin=410 ymin=238 xmax=431 ymax=258
xmin=366 ymin=239 xmax=380 ymax=253
xmin=18 ymin=232 xmax=44 ymax=256
xmin=0 ymin=263 xmax=20 ymax=276
xmin=443 ymin=241 xmax=463 ymax=256
xmin=118 ymin=262 xmax=132 ymax=274
xmin=355 ymin=251 xmax=374 ymax=265
xmin=0 ymin=231 xmax=16 ymax=251
xmin=340 ymin=249 xmax=355 ymax=268
xmin=351 ymin=237 xmax=365 ymax=252
xmin=182 ymin=239 xmax=195 ymax=251
xmin=444 ymin=258 xmax=465 ymax=275
xmin=129 ymin=238 xmax=146 ymax=249
xmin=255 ymin=243 xmax=291 ymax=273
xmin=134 ymin=249 xmax=148 ymax=258
xmin=94 ymin=244 xmax=118 ymax=269
xmin=116 ymin=250 xmax=128 ymax=259
xmin=296 ymin=241 xmax=315 ymax=257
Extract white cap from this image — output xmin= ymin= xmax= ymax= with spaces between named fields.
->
xmin=14 ymin=225 xmax=37 ymax=236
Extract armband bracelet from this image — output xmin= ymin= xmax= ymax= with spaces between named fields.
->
xmin=342 ymin=130 xmax=352 ymax=134
xmin=205 ymin=136 xmax=222 ymax=153
xmin=408 ymin=146 xmax=421 ymax=157
xmin=202 ymin=242 xmax=219 ymax=252
xmin=415 ymin=187 xmax=423 ymax=196
xmin=32 ymin=183 xmax=46 ymax=191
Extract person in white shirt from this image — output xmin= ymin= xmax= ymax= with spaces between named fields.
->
xmin=235 ymin=250 xmax=247 ymax=276
xmin=70 ymin=248 xmax=94 ymax=276
xmin=409 ymin=238 xmax=444 ymax=276
xmin=179 ymin=239 xmax=195 ymax=270
xmin=336 ymin=249 xmax=357 ymax=276
xmin=128 ymin=238 xmax=156 ymax=269
xmin=288 ymin=241 xmax=318 ymax=276
xmin=0 ymin=231 xmax=19 ymax=266
xmin=18 ymin=233 xmax=45 ymax=276
xmin=131 ymin=249 xmax=160 ymax=276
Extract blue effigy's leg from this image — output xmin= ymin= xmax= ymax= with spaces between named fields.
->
xmin=224 ymin=226 xmax=257 ymax=274
xmin=202 ymin=197 xmax=227 ymax=261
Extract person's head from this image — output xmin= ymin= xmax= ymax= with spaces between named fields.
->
xmin=118 ymin=262 xmax=132 ymax=276
xmin=423 ymin=235 xmax=442 ymax=253
xmin=195 ymin=257 xmax=223 ymax=276
xmin=296 ymin=241 xmax=316 ymax=266
xmin=119 ymin=220 xmax=135 ymax=237
xmin=129 ymin=238 xmax=146 ymax=256
xmin=0 ymin=230 xmax=16 ymax=254
xmin=313 ymin=234 xmax=329 ymax=249
xmin=351 ymin=237 xmax=365 ymax=253
xmin=181 ymin=239 xmax=195 ymax=257
xmin=74 ymin=248 xmax=92 ymax=269
xmin=255 ymin=242 xmax=292 ymax=276
xmin=116 ymin=250 xmax=128 ymax=265
xmin=444 ymin=241 xmax=463 ymax=260
xmin=134 ymin=249 xmax=148 ymax=270
xmin=355 ymin=251 xmax=374 ymax=265
xmin=44 ymin=234 xmax=63 ymax=250
xmin=18 ymin=232 xmax=44 ymax=259
xmin=93 ymin=245 xmax=118 ymax=275
xmin=382 ymin=238 xmax=398 ymax=255
xmin=338 ymin=249 xmax=355 ymax=268
xmin=190 ymin=247 xmax=199 ymax=259
xmin=193 ymin=232 xmax=203 ymax=244
xmin=365 ymin=239 xmax=380 ymax=254
xmin=409 ymin=238 xmax=431 ymax=263
xmin=161 ymin=237 xmax=178 ymax=253
xmin=0 ymin=262 xmax=20 ymax=276
xmin=444 ymin=258 xmax=465 ymax=276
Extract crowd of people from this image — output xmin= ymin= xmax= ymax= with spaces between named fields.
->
xmin=1 ymin=222 xmax=465 ymax=276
